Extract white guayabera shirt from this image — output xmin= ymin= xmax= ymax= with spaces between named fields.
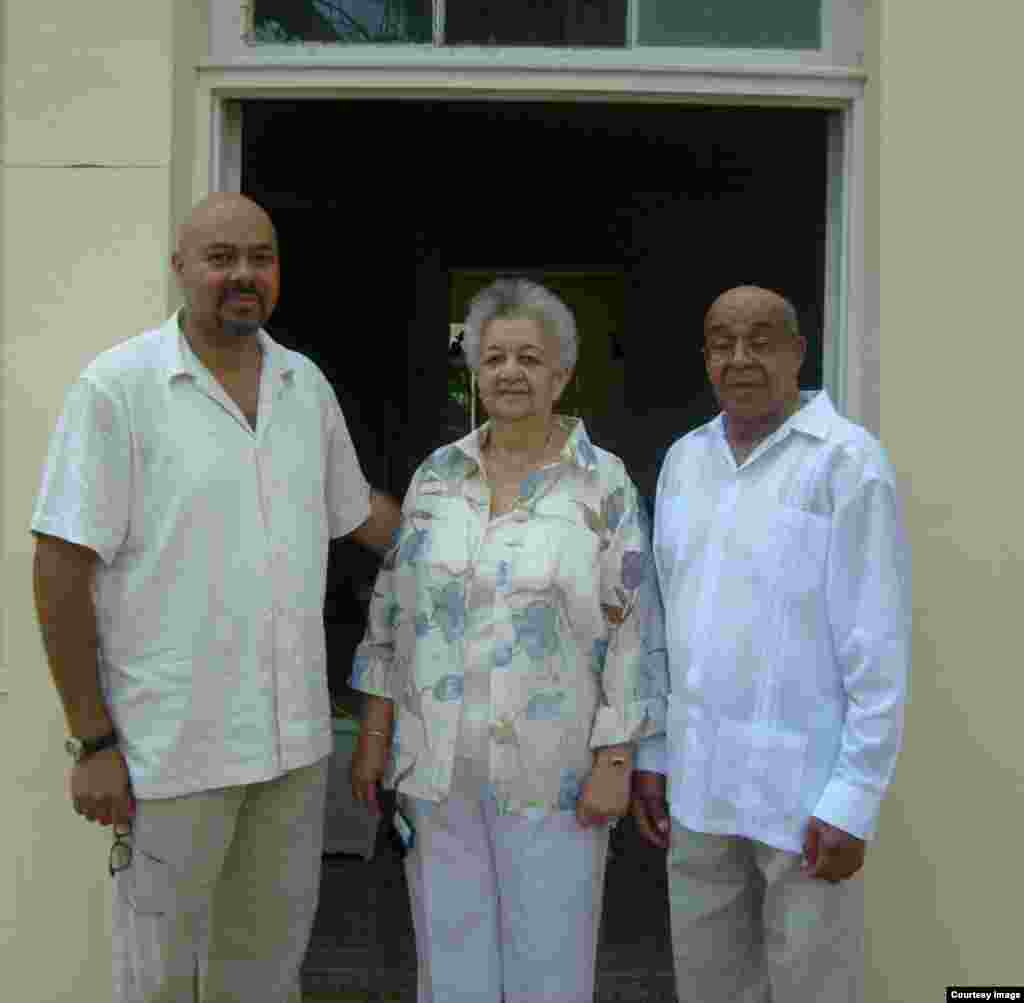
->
xmin=31 ymin=313 xmax=371 ymax=798
xmin=638 ymin=391 xmax=910 ymax=854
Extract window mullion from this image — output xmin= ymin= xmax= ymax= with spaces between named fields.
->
xmin=433 ymin=0 xmax=444 ymax=46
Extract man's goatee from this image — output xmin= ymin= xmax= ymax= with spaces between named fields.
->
xmin=222 ymin=319 xmax=261 ymax=338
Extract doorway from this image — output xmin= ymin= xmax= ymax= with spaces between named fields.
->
xmin=241 ymin=96 xmax=829 ymax=997
xmin=243 ymin=97 xmax=827 ymax=495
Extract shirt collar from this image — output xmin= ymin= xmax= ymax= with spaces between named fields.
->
xmin=451 ymin=415 xmax=600 ymax=474
xmin=787 ymin=389 xmax=839 ymax=441
xmin=160 ymin=310 xmax=294 ymax=385
xmin=708 ymin=389 xmax=838 ymax=444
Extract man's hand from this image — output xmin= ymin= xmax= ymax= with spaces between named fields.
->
xmin=577 ymin=748 xmax=632 ymax=828
xmin=350 ymin=490 xmax=402 ymax=556
xmin=802 ymin=816 xmax=865 ymax=882
xmin=630 ymin=770 xmax=670 ymax=849
xmin=70 ymin=747 xmax=134 ymax=827
xmin=350 ymin=731 xmax=389 ymax=815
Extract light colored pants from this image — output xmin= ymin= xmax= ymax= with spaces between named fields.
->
xmin=113 ymin=759 xmax=329 ymax=1003
xmin=667 ymin=822 xmax=864 ymax=1003
xmin=403 ymin=792 xmax=610 ymax=1003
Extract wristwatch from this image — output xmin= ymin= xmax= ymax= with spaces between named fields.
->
xmin=65 ymin=731 xmax=119 ymax=764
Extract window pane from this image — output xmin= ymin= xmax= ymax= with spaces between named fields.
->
xmin=253 ymin=0 xmax=432 ymax=44
xmin=637 ymin=0 xmax=821 ymax=49
xmin=445 ymin=1 xmax=627 ymax=47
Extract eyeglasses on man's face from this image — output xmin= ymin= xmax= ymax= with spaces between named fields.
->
xmin=702 ymin=335 xmax=794 ymax=365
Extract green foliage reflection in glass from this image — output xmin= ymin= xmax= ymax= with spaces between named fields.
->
xmin=448 ymin=326 xmax=475 ymax=434
xmin=256 ymin=0 xmax=820 ymax=50
xmin=637 ymin=0 xmax=821 ymax=49
xmin=254 ymin=1 xmax=432 ymax=44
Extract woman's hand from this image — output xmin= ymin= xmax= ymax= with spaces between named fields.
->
xmin=350 ymin=732 xmax=389 ymax=814
xmin=350 ymin=696 xmax=394 ymax=815
xmin=576 ymin=745 xmax=633 ymax=828
xmin=630 ymin=770 xmax=670 ymax=849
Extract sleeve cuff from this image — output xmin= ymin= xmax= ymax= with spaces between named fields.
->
xmin=329 ymin=491 xmax=372 ymax=541
xmin=634 ymin=734 xmax=668 ymax=775
xmin=29 ymin=518 xmax=122 ymax=567
xmin=812 ymin=777 xmax=884 ymax=841
xmin=349 ymin=649 xmax=395 ymax=701
xmin=588 ymin=699 xmax=666 ymax=750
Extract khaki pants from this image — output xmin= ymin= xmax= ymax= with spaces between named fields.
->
xmin=668 ymin=822 xmax=864 ymax=1003
xmin=113 ymin=759 xmax=328 ymax=1003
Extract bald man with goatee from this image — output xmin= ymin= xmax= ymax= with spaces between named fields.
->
xmin=632 ymin=286 xmax=911 ymax=1002
xmin=31 ymin=194 xmax=399 ymax=1001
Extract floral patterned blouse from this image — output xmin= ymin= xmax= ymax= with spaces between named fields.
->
xmin=351 ymin=417 xmax=668 ymax=817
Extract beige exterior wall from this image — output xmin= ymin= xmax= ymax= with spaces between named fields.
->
xmin=866 ymin=0 xmax=1024 ymax=998
xmin=2 ymin=1 xmax=1021 ymax=999
xmin=1 ymin=2 xmax=205 ymax=999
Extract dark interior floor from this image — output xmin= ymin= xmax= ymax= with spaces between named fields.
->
xmin=302 ymin=807 xmax=678 ymax=1002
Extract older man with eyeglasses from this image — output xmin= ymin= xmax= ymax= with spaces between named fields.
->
xmin=632 ymin=285 xmax=911 ymax=1003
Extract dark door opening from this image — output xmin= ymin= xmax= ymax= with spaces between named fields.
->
xmin=242 ymin=97 xmax=829 ymax=999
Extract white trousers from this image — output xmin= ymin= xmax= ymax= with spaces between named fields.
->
xmin=112 ymin=758 xmax=328 ymax=1003
xmin=667 ymin=822 xmax=864 ymax=1003
xmin=403 ymin=792 xmax=610 ymax=1003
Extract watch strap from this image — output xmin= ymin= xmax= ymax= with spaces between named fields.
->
xmin=67 ymin=731 xmax=119 ymax=761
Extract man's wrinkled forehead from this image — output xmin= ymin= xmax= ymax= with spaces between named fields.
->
xmin=704 ymin=287 xmax=789 ymax=334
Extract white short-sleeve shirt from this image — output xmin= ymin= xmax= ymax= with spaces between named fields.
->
xmin=31 ymin=313 xmax=372 ymax=798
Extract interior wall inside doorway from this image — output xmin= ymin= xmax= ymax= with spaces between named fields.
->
xmin=241 ymin=97 xmax=829 ymax=700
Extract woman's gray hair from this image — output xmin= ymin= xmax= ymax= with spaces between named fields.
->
xmin=462 ymin=278 xmax=578 ymax=373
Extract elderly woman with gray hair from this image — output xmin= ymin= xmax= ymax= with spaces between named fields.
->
xmin=349 ymin=278 xmax=667 ymax=1003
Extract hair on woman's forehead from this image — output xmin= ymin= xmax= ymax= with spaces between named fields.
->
xmin=463 ymin=277 xmax=578 ymax=373
xmin=483 ymin=309 xmax=554 ymax=345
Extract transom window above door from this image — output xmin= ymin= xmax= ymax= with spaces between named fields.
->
xmin=250 ymin=0 xmax=825 ymax=50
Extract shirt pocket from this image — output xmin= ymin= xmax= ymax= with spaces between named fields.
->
xmin=405 ymin=493 xmax=472 ymax=576
xmin=753 ymin=505 xmax=830 ymax=597
xmin=710 ymin=719 xmax=808 ymax=828
xmin=506 ymin=517 xmax=597 ymax=596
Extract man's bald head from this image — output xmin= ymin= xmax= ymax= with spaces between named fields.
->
xmin=705 ymin=286 xmax=799 ymax=340
xmin=176 ymin=193 xmax=277 ymax=258
xmin=702 ymin=285 xmax=806 ymax=427
xmin=173 ymin=193 xmax=281 ymax=342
